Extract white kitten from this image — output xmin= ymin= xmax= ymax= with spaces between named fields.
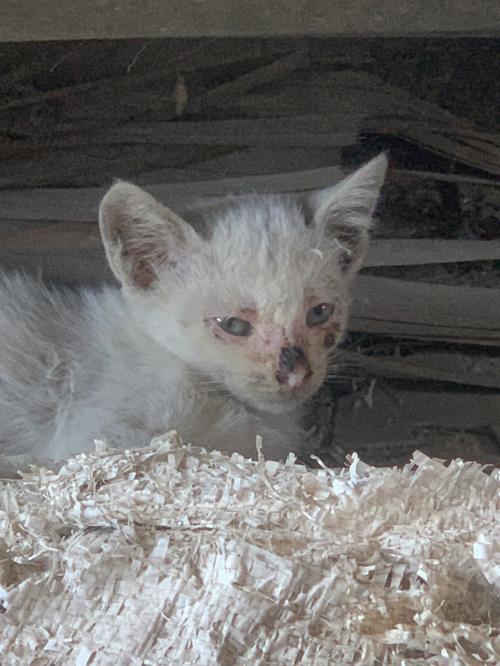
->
xmin=0 ymin=155 xmax=387 ymax=462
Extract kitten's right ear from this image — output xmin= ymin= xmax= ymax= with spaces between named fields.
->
xmin=99 ymin=181 xmax=201 ymax=290
xmin=308 ymin=153 xmax=388 ymax=276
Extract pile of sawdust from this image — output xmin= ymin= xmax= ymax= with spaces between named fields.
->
xmin=0 ymin=432 xmax=498 ymax=665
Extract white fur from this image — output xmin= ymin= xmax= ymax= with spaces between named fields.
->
xmin=0 ymin=155 xmax=387 ymax=461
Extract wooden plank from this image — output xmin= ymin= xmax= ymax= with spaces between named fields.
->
xmin=139 ymin=147 xmax=343 ymax=182
xmin=354 ymin=276 xmax=500 ymax=332
xmin=0 ymin=221 xmax=102 ymax=251
xmin=1 ymin=1 xmax=499 ymax=41
xmin=0 ymin=145 xmax=197 ymax=190
xmin=0 ymin=41 xmax=288 ymax=114
xmin=0 ymin=250 xmax=111 ymax=285
xmin=314 ymin=71 xmax=489 ymax=133
xmin=134 ymin=167 xmax=234 ymax=186
xmin=348 ymin=322 xmax=500 ymax=347
xmin=365 ymin=240 xmax=500 ymax=267
xmin=0 ymin=165 xmax=345 ymax=221
xmin=0 ymin=145 xmax=240 ymax=190
xmin=188 ymin=49 xmax=310 ymax=114
xmin=333 ymin=349 xmax=500 ymax=390
xmin=351 ymin=276 xmax=500 ymax=345
xmin=3 ymin=223 xmax=498 ymax=269
xmin=8 ymin=117 xmax=357 ymax=151
xmin=232 ymin=70 xmax=474 ymax=126
xmin=380 ymin=124 xmax=500 ymax=177
xmin=232 ymin=71 xmax=500 ymax=175
xmin=392 ymin=169 xmax=500 ymax=188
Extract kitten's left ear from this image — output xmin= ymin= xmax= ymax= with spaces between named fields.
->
xmin=99 ymin=181 xmax=202 ymax=291
xmin=308 ymin=153 xmax=388 ymax=276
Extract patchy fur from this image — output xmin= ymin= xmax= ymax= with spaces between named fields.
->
xmin=0 ymin=155 xmax=387 ymax=461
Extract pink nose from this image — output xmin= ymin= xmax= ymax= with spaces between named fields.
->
xmin=276 ymin=346 xmax=312 ymax=388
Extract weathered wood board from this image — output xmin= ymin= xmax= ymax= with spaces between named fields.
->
xmin=333 ymin=348 xmax=500 ymax=390
xmin=1 ymin=1 xmax=499 ymax=41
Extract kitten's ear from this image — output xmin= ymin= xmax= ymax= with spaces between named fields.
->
xmin=99 ymin=181 xmax=201 ymax=290
xmin=308 ymin=153 xmax=388 ymax=276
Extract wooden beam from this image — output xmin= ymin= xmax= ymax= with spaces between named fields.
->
xmin=333 ymin=349 xmax=500 ymax=390
xmin=187 ymin=49 xmax=310 ymax=114
xmin=0 ymin=1 xmax=499 ymax=41
xmin=3 ymin=224 xmax=498 ymax=269
xmin=351 ymin=276 xmax=500 ymax=345
xmin=365 ymin=240 xmax=500 ymax=267
xmin=0 ymin=165 xmax=345 ymax=222
xmin=393 ymin=169 xmax=500 ymax=189
xmin=17 ymin=118 xmax=356 ymax=150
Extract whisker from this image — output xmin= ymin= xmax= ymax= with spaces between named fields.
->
xmin=324 ymin=375 xmax=365 ymax=384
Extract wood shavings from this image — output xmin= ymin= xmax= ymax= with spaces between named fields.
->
xmin=0 ymin=431 xmax=498 ymax=664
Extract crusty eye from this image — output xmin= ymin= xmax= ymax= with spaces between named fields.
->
xmin=215 ymin=316 xmax=252 ymax=337
xmin=306 ymin=303 xmax=335 ymax=327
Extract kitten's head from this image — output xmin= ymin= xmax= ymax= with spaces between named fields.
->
xmin=99 ymin=155 xmax=387 ymax=413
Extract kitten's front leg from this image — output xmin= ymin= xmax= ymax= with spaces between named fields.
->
xmin=258 ymin=411 xmax=312 ymax=463
xmin=178 ymin=398 xmax=305 ymax=462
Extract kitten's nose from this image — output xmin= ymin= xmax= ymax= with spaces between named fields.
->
xmin=276 ymin=346 xmax=311 ymax=388
xmin=279 ymin=346 xmax=306 ymax=371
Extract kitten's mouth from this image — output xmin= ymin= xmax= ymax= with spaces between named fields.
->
xmin=230 ymin=379 xmax=317 ymax=415
xmin=223 ymin=361 xmax=324 ymax=414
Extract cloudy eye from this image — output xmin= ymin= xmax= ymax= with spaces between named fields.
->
xmin=306 ymin=303 xmax=335 ymax=327
xmin=216 ymin=317 xmax=252 ymax=337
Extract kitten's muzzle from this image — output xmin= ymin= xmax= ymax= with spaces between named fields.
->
xmin=276 ymin=346 xmax=312 ymax=389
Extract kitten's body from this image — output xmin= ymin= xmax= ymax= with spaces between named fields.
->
xmin=0 ymin=273 xmax=298 ymax=460
xmin=0 ymin=156 xmax=387 ymax=462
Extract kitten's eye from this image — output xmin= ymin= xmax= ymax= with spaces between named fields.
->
xmin=306 ymin=303 xmax=335 ymax=327
xmin=215 ymin=317 xmax=252 ymax=337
